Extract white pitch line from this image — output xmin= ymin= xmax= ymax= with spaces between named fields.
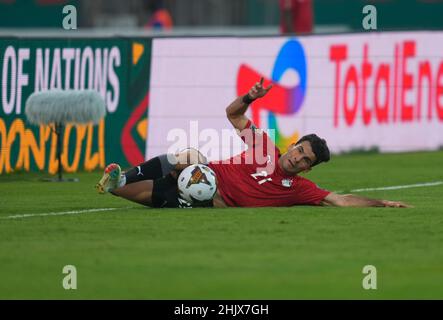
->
xmin=350 ymin=181 xmax=443 ymax=193
xmin=1 ymin=207 xmax=133 ymax=220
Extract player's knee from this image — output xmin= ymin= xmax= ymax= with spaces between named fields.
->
xmin=174 ymin=148 xmax=207 ymax=169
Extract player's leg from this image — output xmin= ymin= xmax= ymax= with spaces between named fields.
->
xmin=96 ymin=148 xmax=207 ymax=206
xmin=173 ymin=147 xmax=208 ymax=170
xmin=96 ymin=148 xmax=207 ymax=193
xmin=123 ymin=148 xmax=207 ymax=185
xmin=95 ymin=156 xmax=172 ymax=206
xmin=96 ymin=154 xmax=174 ymax=194
xmin=120 ymin=153 xmax=175 ymax=186
xmin=112 ymin=173 xmax=184 ymax=208
xmin=111 ymin=179 xmax=155 ymax=206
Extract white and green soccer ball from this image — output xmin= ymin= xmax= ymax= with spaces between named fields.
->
xmin=177 ymin=164 xmax=217 ymax=204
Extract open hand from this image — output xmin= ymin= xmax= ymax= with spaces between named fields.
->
xmin=381 ymin=200 xmax=412 ymax=208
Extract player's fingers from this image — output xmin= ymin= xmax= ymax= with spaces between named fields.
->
xmin=390 ymin=201 xmax=411 ymax=208
xmin=400 ymin=202 xmax=413 ymax=208
xmin=265 ymin=84 xmax=273 ymax=92
xmin=260 ymin=77 xmax=264 ymax=86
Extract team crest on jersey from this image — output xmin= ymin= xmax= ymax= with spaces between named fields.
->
xmin=281 ymin=179 xmax=293 ymax=188
xmin=187 ymin=166 xmax=211 ymax=188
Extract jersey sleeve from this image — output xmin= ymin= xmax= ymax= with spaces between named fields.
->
xmin=292 ymin=177 xmax=331 ymax=206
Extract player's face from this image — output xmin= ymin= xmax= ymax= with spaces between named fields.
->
xmin=279 ymin=141 xmax=317 ymax=175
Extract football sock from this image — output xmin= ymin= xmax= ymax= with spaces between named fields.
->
xmin=120 ymin=154 xmax=176 ymax=186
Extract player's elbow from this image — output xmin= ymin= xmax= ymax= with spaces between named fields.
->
xmin=225 ymin=109 xmax=242 ymax=126
xmin=226 ymin=106 xmax=237 ymax=119
xmin=225 ymin=107 xmax=231 ymax=118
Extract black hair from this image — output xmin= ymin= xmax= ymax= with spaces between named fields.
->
xmin=295 ymin=134 xmax=330 ymax=167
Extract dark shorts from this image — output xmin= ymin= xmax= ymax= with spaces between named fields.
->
xmin=152 ymin=173 xmax=213 ymax=208
xmin=152 ymin=174 xmax=182 ymax=208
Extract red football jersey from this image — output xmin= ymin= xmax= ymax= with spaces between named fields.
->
xmin=279 ymin=0 xmax=314 ymax=34
xmin=208 ymin=121 xmax=330 ymax=207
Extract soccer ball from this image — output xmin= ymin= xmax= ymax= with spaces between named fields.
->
xmin=177 ymin=164 xmax=217 ymax=204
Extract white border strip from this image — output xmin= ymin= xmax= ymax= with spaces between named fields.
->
xmin=1 ymin=207 xmax=133 ymax=220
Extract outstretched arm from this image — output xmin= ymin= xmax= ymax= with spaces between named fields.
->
xmin=226 ymin=77 xmax=272 ymax=131
xmin=321 ymin=192 xmax=411 ymax=208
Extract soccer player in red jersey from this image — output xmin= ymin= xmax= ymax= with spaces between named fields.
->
xmin=96 ymin=78 xmax=410 ymax=209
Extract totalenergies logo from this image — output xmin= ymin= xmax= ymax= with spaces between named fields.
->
xmin=330 ymin=40 xmax=443 ymax=127
xmin=237 ymin=39 xmax=307 ymax=152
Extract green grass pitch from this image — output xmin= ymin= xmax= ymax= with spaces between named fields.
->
xmin=0 ymin=151 xmax=442 ymax=299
